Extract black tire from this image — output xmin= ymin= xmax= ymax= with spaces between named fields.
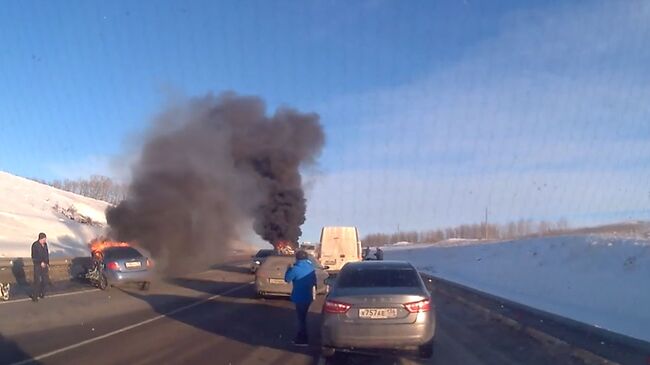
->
xmin=140 ymin=281 xmax=150 ymax=291
xmin=418 ymin=339 xmax=434 ymax=359
xmin=98 ymin=274 xmax=109 ymax=291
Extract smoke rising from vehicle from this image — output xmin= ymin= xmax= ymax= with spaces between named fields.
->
xmin=106 ymin=93 xmax=324 ymax=273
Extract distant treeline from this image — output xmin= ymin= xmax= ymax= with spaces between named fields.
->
xmin=31 ymin=175 xmax=127 ymax=205
xmin=363 ymin=218 xmax=569 ymax=246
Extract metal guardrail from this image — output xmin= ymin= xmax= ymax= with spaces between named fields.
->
xmin=423 ymin=273 xmax=650 ymax=365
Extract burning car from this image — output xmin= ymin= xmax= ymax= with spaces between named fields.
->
xmin=86 ymin=239 xmax=153 ymax=291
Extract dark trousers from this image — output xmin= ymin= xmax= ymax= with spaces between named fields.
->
xmin=32 ymin=265 xmax=49 ymax=297
xmin=295 ymin=301 xmax=311 ymax=342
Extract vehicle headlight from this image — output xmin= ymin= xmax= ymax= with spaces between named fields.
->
xmin=254 ymin=260 xmax=261 ymax=265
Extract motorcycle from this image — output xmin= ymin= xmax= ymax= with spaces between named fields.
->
xmin=85 ymin=253 xmax=109 ymax=290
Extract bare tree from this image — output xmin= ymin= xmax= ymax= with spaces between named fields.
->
xmin=363 ymin=217 xmax=570 ymax=247
xmin=38 ymin=175 xmax=127 ymax=205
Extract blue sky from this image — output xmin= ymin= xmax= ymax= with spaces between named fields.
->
xmin=1 ymin=0 xmax=649 ymax=241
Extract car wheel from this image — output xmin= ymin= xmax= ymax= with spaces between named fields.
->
xmin=98 ymin=274 xmax=109 ymax=291
xmin=321 ymin=347 xmax=335 ymax=358
xmin=418 ymin=339 xmax=434 ymax=359
xmin=140 ymin=281 xmax=150 ymax=291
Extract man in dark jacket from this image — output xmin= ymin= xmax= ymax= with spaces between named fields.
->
xmin=31 ymin=232 xmax=49 ymax=302
xmin=284 ymin=250 xmax=317 ymax=346
xmin=374 ymin=247 xmax=384 ymax=261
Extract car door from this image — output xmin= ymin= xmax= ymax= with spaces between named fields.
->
xmin=309 ymin=255 xmax=328 ymax=292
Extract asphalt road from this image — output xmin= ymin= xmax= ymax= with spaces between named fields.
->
xmin=0 ymin=259 xmax=583 ymax=365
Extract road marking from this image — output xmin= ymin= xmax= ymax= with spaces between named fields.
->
xmin=0 ymin=288 xmax=99 ymax=305
xmin=8 ymin=281 xmax=253 ymax=365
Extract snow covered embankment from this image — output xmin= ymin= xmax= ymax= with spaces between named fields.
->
xmin=0 ymin=171 xmax=109 ymax=258
xmin=385 ymin=236 xmax=650 ymax=343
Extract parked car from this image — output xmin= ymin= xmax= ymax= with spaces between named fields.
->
xmin=100 ymin=246 xmax=153 ymax=290
xmin=255 ymin=254 xmax=329 ymax=298
xmin=300 ymin=243 xmax=317 ymax=256
xmin=321 ymin=261 xmax=436 ymax=358
xmin=250 ymin=249 xmax=275 ymax=273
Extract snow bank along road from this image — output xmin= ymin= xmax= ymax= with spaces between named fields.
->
xmin=385 ymin=235 xmax=650 ymax=343
xmin=0 ymin=259 xmax=587 ymax=365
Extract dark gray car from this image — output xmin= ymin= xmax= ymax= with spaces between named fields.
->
xmin=321 ymin=261 xmax=436 ymax=358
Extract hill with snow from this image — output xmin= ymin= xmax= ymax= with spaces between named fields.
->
xmin=385 ymin=235 xmax=650 ymax=342
xmin=0 ymin=171 xmax=110 ymax=258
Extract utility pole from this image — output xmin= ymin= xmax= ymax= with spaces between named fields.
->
xmin=484 ymin=207 xmax=488 ymax=240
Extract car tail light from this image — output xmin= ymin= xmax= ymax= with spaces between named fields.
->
xmin=404 ymin=299 xmax=431 ymax=313
xmin=324 ymin=300 xmax=351 ymax=314
xmin=106 ymin=261 xmax=120 ymax=271
xmin=146 ymin=258 xmax=154 ymax=268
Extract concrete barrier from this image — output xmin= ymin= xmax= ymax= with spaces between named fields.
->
xmin=0 ymin=257 xmax=91 ymax=284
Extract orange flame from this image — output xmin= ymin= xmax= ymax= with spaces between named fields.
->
xmin=89 ymin=238 xmax=130 ymax=256
xmin=274 ymin=240 xmax=295 ymax=255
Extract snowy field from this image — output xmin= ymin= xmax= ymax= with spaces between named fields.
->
xmin=0 ymin=171 xmax=109 ymax=258
xmin=385 ymin=235 xmax=650 ymax=342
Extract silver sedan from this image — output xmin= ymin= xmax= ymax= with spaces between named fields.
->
xmin=321 ymin=261 xmax=436 ymax=359
xmin=255 ymin=255 xmax=329 ymax=298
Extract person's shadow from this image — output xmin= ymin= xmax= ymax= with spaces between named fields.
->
xmin=10 ymin=259 xmax=28 ymax=287
xmin=123 ymin=283 xmax=323 ymax=363
xmin=0 ymin=333 xmax=42 ymax=365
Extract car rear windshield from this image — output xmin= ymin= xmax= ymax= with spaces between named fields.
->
xmin=337 ymin=267 xmax=421 ymax=288
xmin=255 ymin=250 xmax=274 ymax=258
xmin=104 ymin=247 xmax=143 ymax=260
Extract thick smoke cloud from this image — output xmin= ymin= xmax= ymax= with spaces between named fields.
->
xmin=106 ymin=93 xmax=324 ymax=273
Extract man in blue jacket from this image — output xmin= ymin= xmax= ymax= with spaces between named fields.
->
xmin=284 ymin=250 xmax=317 ymax=346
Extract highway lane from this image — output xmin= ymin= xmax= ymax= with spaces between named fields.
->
xmin=1 ymin=260 xmax=582 ymax=365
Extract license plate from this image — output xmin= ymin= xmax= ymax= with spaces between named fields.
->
xmin=125 ymin=261 xmax=141 ymax=268
xmin=359 ymin=308 xmax=398 ymax=319
xmin=269 ymin=278 xmax=285 ymax=284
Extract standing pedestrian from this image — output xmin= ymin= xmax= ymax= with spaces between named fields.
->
xmin=374 ymin=247 xmax=384 ymax=261
xmin=284 ymin=250 xmax=316 ymax=346
xmin=31 ymin=232 xmax=49 ymax=302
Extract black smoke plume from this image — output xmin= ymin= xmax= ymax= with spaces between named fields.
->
xmin=106 ymin=93 xmax=324 ymax=273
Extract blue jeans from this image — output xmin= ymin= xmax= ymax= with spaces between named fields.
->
xmin=295 ymin=301 xmax=311 ymax=342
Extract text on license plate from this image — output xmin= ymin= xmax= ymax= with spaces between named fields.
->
xmin=125 ymin=262 xmax=141 ymax=268
xmin=359 ymin=308 xmax=398 ymax=319
xmin=269 ymin=278 xmax=285 ymax=284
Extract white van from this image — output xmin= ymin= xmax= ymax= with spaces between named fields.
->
xmin=318 ymin=226 xmax=362 ymax=273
